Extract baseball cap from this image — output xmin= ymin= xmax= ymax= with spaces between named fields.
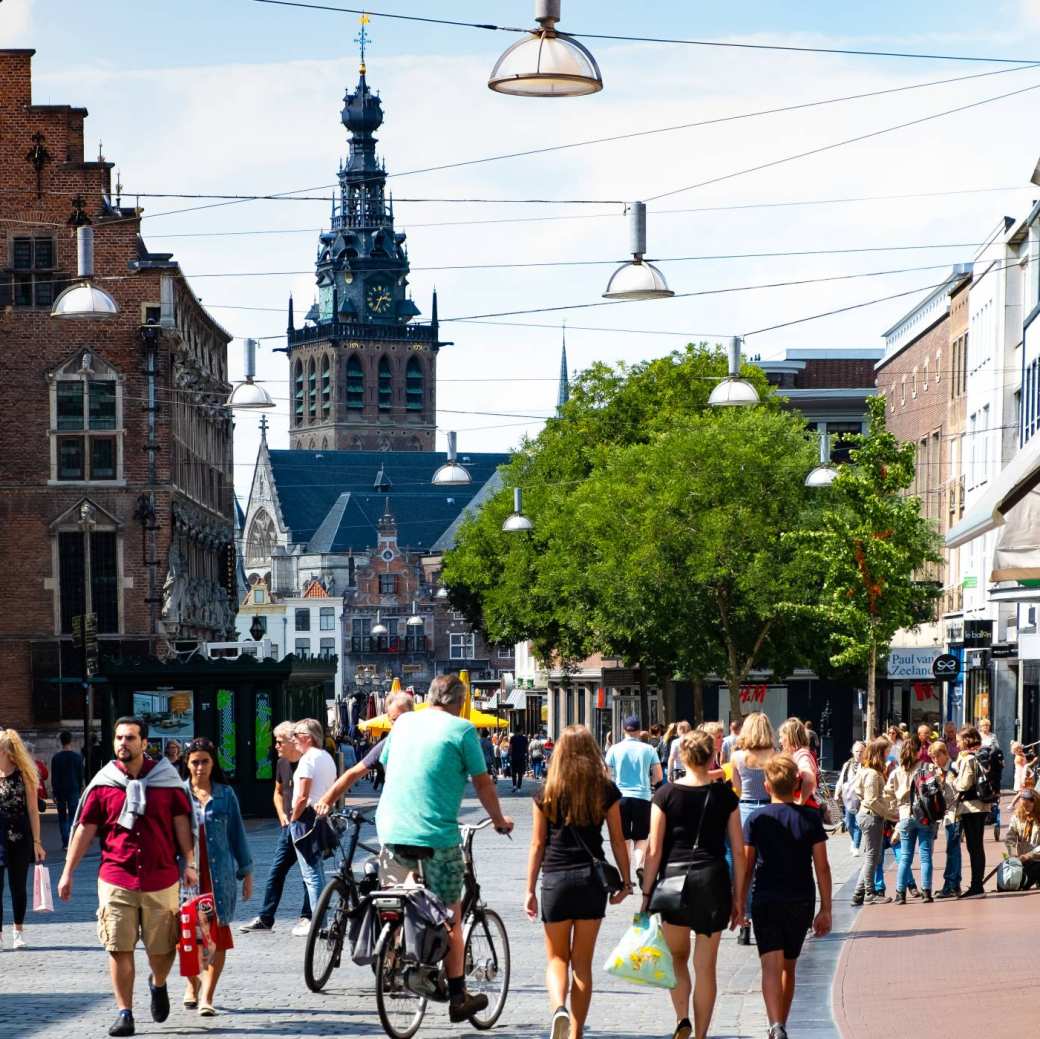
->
xmin=622 ymin=715 xmax=640 ymax=732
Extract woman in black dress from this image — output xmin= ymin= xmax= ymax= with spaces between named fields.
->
xmin=641 ymin=729 xmax=745 ymax=1039
xmin=525 ymin=725 xmax=632 ymax=1039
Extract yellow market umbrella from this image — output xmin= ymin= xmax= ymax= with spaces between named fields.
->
xmin=358 ymin=713 xmax=393 ymax=736
xmin=389 ymin=676 xmax=402 ymax=693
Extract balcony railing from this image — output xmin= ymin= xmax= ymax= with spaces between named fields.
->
xmin=351 ymin=635 xmax=430 ymax=654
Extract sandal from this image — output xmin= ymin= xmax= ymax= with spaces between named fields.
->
xmin=184 ymin=981 xmax=200 ymax=1010
xmin=198 ymin=1004 xmax=217 ymax=1017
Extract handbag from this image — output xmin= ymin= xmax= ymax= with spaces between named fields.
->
xmin=648 ymin=784 xmax=712 ymax=916
xmin=602 ymin=912 xmax=677 ymax=989
xmin=32 ymin=864 xmax=54 ymax=912
xmin=570 ymin=826 xmax=624 ymax=895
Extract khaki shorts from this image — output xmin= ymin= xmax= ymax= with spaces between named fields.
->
xmin=96 ymin=880 xmax=179 ymax=955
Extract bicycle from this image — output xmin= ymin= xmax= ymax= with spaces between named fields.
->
xmin=303 ymin=806 xmax=380 ymax=993
xmin=817 ymin=770 xmax=843 ymax=835
xmin=372 ymin=817 xmax=511 ymax=1039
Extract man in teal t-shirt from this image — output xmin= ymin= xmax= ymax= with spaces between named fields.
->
xmin=377 ymin=673 xmax=513 ymax=1023
xmin=605 ymin=715 xmax=663 ymax=884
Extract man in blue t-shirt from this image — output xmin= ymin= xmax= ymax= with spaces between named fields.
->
xmin=378 ymin=674 xmax=514 ymax=1024
xmin=742 ymin=755 xmax=832 ymax=1039
xmin=605 ymin=715 xmax=662 ymax=885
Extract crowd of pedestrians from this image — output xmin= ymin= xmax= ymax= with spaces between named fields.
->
xmin=2 ymin=696 xmax=1029 ymax=1039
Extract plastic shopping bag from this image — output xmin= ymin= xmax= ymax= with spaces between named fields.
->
xmin=32 ymin=864 xmax=54 ymax=912
xmin=177 ymin=892 xmax=219 ymax=977
xmin=602 ymin=912 xmax=676 ymax=989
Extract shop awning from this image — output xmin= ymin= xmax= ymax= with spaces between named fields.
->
xmin=946 ymin=433 xmax=1040 ymax=549
xmin=506 ymin=688 xmax=527 ymax=709
xmin=992 ymin=488 xmax=1040 ymax=581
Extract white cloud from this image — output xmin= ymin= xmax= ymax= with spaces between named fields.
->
xmin=0 ymin=0 xmax=33 ymax=44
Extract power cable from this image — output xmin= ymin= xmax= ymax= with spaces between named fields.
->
xmin=646 ymin=78 xmax=1040 ymax=202
xmin=245 ymin=0 xmax=1040 ymax=66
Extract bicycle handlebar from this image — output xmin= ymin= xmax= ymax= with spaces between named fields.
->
xmin=461 ymin=816 xmax=512 ymax=839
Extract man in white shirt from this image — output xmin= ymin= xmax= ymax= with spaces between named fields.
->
xmin=289 ymin=717 xmax=338 ymax=928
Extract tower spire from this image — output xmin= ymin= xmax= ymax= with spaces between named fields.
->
xmin=557 ymin=323 xmax=570 ymax=414
xmin=356 ymin=12 xmax=370 ymax=74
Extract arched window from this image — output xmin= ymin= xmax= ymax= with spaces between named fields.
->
xmin=246 ymin=509 xmax=277 ymax=565
xmin=405 ymin=357 xmax=424 ymax=412
xmin=378 ymin=356 xmax=393 ymax=411
xmin=346 ymin=355 xmax=364 ymax=409
xmin=321 ymin=436 xmax=329 ymax=450
xmin=320 ymin=355 xmax=331 ymax=419
xmin=293 ymin=360 xmax=304 ymax=426
xmin=307 ymin=358 xmax=317 ymax=421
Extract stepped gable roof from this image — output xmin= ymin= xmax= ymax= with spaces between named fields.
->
xmin=268 ymin=449 xmax=510 ymax=553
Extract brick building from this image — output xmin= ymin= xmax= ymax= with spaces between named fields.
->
xmin=0 ymin=50 xmax=235 ymax=734
xmin=874 ymin=264 xmax=973 ymax=728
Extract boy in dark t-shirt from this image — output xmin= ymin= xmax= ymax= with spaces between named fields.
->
xmin=742 ymin=754 xmax=832 ymax=1039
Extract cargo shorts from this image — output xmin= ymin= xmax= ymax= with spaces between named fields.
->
xmin=96 ymin=879 xmax=179 ymax=955
xmin=382 ymin=845 xmax=466 ymax=906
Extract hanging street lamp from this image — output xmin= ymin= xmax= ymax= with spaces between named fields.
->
xmin=805 ymin=432 xmax=839 ymax=487
xmin=227 ymin=338 xmax=275 ymax=410
xmin=371 ymin=610 xmax=388 ymax=637
xmin=708 ymin=336 xmax=760 ymax=407
xmin=488 ymin=0 xmax=603 ymax=97
xmin=51 ymin=226 xmax=119 ymax=319
xmin=406 ymin=601 xmax=424 ymax=627
xmin=602 ymin=202 xmax=674 ymax=301
xmin=432 ymin=431 xmax=472 ymax=486
xmin=502 ymin=486 xmax=534 ymax=532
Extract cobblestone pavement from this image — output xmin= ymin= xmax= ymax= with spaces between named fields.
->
xmin=1 ymin=778 xmax=860 ymax=1039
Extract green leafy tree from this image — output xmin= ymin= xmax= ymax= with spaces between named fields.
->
xmin=442 ymin=346 xmax=828 ymax=722
xmin=786 ymin=396 xmax=942 ymax=736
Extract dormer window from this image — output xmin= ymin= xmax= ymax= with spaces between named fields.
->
xmin=48 ymin=351 xmax=124 ymax=485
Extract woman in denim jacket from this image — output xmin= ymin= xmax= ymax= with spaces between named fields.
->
xmin=183 ymin=738 xmax=253 ymax=1016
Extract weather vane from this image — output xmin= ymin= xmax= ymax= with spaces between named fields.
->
xmin=356 ymin=12 xmax=371 ymax=74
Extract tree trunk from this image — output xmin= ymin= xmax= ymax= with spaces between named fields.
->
xmin=638 ymin=665 xmax=650 ymax=728
xmin=728 ymin=675 xmax=743 ymax=727
xmin=660 ymin=672 xmax=676 ymax=724
xmin=866 ymin=641 xmax=878 ymax=738
xmin=691 ymin=675 xmax=704 ymax=727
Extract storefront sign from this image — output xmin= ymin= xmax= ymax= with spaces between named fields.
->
xmin=886 ymin=649 xmax=940 ymax=680
xmin=964 ymin=620 xmax=994 ymax=647
xmin=991 ymin=643 xmax=1018 ymax=659
xmin=962 ymin=576 xmax=978 ymax=589
xmin=932 ymin=654 xmax=960 ymax=681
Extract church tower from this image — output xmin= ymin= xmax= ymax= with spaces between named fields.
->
xmin=286 ymin=26 xmax=438 ymax=452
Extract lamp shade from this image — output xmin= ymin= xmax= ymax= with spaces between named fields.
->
xmin=805 ymin=463 xmax=838 ymax=488
xmin=432 ymin=431 xmax=472 ymax=486
xmin=602 ymin=260 xmax=674 ymax=301
xmin=489 ymin=30 xmax=602 ymax=97
xmin=51 ymin=280 xmax=119 ymax=319
xmin=371 ymin=620 xmax=388 ymax=637
xmin=226 ymin=379 xmax=275 ymax=410
xmin=436 ymin=586 xmax=449 ymax=600
xmin=502 ymin=486 xmax=534 ymax=532
xmin=707 ymin=378 xmax=760 ymax=407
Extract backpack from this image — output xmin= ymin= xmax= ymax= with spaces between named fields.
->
xmin=975 ymin=745 xmax=1004 ymax=801
xmin=970 ymin=753 xmax=996 ymax=803
xmin=910 ymin=768 xmax=946 ymax=826
xmin=997 ymin=857 xmax=1026 ymax=892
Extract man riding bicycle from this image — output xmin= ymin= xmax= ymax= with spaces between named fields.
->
xmin=376 ymin=673 xmax=514 ymax=1022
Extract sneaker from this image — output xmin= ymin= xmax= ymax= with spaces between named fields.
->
xmin=993 ymin=825 xmax=1001 ymax=842
xmin=550 ymin=1005 xmax=570 ymax=1039
xmin=894 ymin=891 xmax=907 ymax=905
xmin=291 ymin=918 xmax=312 ymax=937
xmin=672 ymin=1018 xmax=692 ymax=1039
xmin=922 ymin=890 xmax=933 ymax=903
xmin=148 ymin=976 xmax=170 ymax=1023
xmin=108 ymin=1011 xmax=135 ymax=1037
xmin=448 ymin=991 xmax=489 ymax=1023
xmin=958 ymin=887 xmax=986 ymax=899
xmin=865 ymin=894 xmax=893 ymax=905
xmin=768 ymin=1026 xmax=789 ymax=1039
xmin=850 ymin=845 xmax=861 ymax=857
xmin=935 ymin=886 xmax=960 ymax=900
xmin=239 ymin=916 xmax=274 ymax=932
xmin=12 ymin=932 xmax=26 ymax=950
xmin=850 ymin=892 xmax=864 ymax=906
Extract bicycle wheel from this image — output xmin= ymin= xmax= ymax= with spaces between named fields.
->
xmin=304 ymin=877 xmax=355 ymax=993
xmin=375 ymin=921 xmax=427 ymax=1039
xmin=463 ymin=908 xmax=510 ymax=1029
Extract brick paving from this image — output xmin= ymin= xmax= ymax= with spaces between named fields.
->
xmin=1 ymin=779 xmax=862 ymax=1039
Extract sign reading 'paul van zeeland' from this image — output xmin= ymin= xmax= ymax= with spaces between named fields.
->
xmin=886 ymin=648 xmax=941 ymax=680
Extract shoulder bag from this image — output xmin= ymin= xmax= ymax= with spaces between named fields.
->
xmin=648 ymin=785 xmax=712 ymax=916
xmin=569 ymin=824 xmax=625 ymax=895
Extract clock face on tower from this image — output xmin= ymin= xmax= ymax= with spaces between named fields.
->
xmin=366 ymin=281 xmax=393 ymax=315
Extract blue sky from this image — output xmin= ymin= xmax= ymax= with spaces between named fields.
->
xmin=8 ymin=1 xmax=1040 ymax=495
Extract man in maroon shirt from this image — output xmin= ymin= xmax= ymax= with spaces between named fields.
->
xmin=58 ymin=717 xmax=196 ymax=1038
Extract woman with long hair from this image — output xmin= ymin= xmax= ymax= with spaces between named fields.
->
xmin=778 ymin=719 xmax=818 ymax=809
xmin=182 ymin=738 xmax=253 ymax=1015
xmin=954 ymin=725 xmax=989 ymax=897
xmin=730 ymin=712 xmax=776 ymax=945
xmin=1005 ymin=788 xmax=1040 ymax=887
xmin=641 ymin=729 xmax=744 ymax=1039
xmin=0 ymin=728 xmax=45 ymax=949
xmin=851 ymin=738 xmax=897 ymax=906
xmin=526 ymin=725 xmax=631 ymax=1039
xmin=885 ymin=739 xmax=937 ymax=903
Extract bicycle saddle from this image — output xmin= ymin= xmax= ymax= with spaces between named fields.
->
xmin=388 ymin=844 xmax=435 ymax=861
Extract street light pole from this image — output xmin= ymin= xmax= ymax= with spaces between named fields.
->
xmin=79 ymin=502 xmax=96 ymax=774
